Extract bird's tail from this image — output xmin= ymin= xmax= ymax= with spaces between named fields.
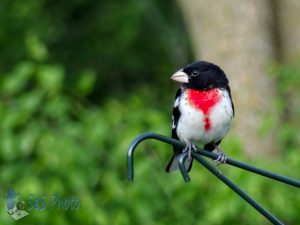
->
xmin=165 ymin=154 xmax=193 ymax=173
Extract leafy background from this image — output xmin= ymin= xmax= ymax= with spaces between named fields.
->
xmin=1 ymin=0 xmax=300 ymax=224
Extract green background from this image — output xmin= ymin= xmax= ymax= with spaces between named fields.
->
xmin=1 ymin=0 xmax=300 ymax=224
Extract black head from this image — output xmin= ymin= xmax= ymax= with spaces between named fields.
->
xmin=171 ymin=61 xmax=229 ymax=90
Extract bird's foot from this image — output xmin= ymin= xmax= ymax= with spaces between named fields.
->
xmin=183 ymin=140 xmax=197 ymax=158
xmin=213 ymin=147 xmax=227 ymax=166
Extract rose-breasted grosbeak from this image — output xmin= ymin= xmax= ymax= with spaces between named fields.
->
xmin=166 ymin=61 xmax=234 ymax=172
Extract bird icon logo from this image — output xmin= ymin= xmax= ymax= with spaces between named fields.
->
xmin=4 ymin=188 xmax=29 ymax=220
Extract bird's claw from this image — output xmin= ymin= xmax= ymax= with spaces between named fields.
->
xmin=183 ymin=140 xmax=197 ymax=158
xmin=213 ymin=148 xmax=227 ymax=165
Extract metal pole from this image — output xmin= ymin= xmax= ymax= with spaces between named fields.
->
xmin=127 ymin=132 xmax=300 ymax=224
xmin=195 ymin=149 xmax=300 ymax=188
xmin=127 ymin=132 xmax=300 ymax=188
xmin=127 ymin=132 xmax=185 ymax=181
xmin=178 ymin=152 xmax=284 ymax=225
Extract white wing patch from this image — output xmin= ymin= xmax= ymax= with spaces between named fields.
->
xmin=172 ymin=115 xmax=176 ymax=129
xmin=174 ymin=96 xmax=180 ymax=107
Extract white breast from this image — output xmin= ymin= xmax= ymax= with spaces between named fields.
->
xmin=176 ymin=89 xmax=233 ymax=145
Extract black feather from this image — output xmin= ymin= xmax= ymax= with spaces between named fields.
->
xmin=166 ymin=88 xmax=193 ymax=172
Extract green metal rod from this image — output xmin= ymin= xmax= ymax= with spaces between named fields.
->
xmin=190 ymin=152 xmax=284 ymax=225
xmin=178 ymin=153 xmax=191 ymax=182
xmin=178 ymin=152 xmax=284 ymax=224
xmin=127 ymin=132 xmax=299 ymax=224
xmin=128 ymin=132 xmax=184 ymax=181
xmin=194 ymin=149 xmax=300 ymax=188
xmin=127 ymin=132 xmax=300 ymax=188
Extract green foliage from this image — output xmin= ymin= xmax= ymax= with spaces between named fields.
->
xmin=0 ymin=61 xmax=169 ymax=224
xmin=1 ymin=1 xmax=300 ymax=224
xmin=1 ymin=61 xmax=300 ymax=225
xmin=0 ymin=0 xmax=191 ymax=101
xmin=270 ymin=63 xmax=300 ymax=150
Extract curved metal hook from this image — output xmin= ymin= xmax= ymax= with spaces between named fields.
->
xmin=127 ymin=132 xmax=300 ymax=188
xmin=127 ymin=132 xmax=300 ymax=224
xmin=178 ymin=152 xmax=191 ymax=182
xmin=127 ymin=132 xmax=186 ymax=181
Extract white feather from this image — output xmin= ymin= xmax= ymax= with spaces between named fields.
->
xmin=176 ymin=89 xmax=233 ymax=145
xmin=174 ymin=96 xmax=180 ymax=107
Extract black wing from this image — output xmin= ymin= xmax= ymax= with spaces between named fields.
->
xmin=171 ymin=88 xmax=182 ymax=153
xmin=166 ymin=88 xmax=193 ymax=172
xmin=225 ymin=84 xmax=235 ymax=117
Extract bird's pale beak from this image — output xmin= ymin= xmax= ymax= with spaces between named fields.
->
xmin=171 ymin=69 xmax=189 ymax=83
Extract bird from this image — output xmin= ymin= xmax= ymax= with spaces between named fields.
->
xmin=166 ymin=61 xmax=234 ymax=173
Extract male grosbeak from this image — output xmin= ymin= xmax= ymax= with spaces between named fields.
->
xmin=166 ymin=61 xmax=234 ymax=172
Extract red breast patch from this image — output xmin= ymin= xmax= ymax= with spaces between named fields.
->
xmin=187 ymin=89 xmax=221 ymax=131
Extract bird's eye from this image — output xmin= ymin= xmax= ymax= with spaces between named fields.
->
xmin=191 ymin=70 xmax=199 ymax=77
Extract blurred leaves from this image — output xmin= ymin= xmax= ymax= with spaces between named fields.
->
xmin=0 ymin=59 xmax=172 ymax=224
xmin=271 ymin=63 xmax=300 ymax=149
xmin=1 ymin=61 xmax=300 ymax=225
xmin=0 ymin=0 xmax=191 ymax=101
xmin=0 ymin=0 xmax=300 ymax=225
